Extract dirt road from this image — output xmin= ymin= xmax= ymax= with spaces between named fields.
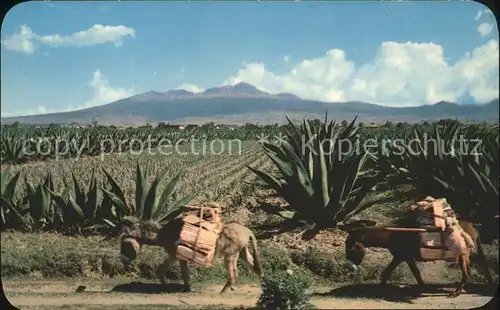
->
xmin=3 ymin=278 xmax=495 ymax=309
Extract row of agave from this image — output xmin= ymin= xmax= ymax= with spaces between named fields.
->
xmin=1 ymin=124 xmax=285 ymax=164
xmin=0 ymin=162 xmax=195 ymax=235
xmin=248 ymin=115 xmax=499 ymax=242
xmin=1 ymin=120 xmax=453 ymax=164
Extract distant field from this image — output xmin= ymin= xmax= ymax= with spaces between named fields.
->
xmin=6 ymin=140 xmax=271 ymax=210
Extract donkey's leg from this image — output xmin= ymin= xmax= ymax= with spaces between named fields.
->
xmin=449 ymin=254 xmax=470 ymax=298
xmin=156 ymin=255 xmax=177 ymax=284
xmin=405 ymin=258 xmax=424 ymax=285
xmin=380 ymin=257 xmax=403 ymax=284
xmin=226 ymin=251 xmax=240 ymax=292
xmin=230 ymin=256 xmax=239 ymax=291
xmin=233 ymin=251 xmax=240 ymax=281
xmin=220 ymin=255 xmax=238 ymax=294
xmin=179 ymin=260 xmax=192 ymax=292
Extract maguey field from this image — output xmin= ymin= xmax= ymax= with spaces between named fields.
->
xmin=1 ymin=120 xmax=498 ymax=309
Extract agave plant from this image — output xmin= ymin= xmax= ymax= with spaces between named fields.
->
xmin=1 ymin=135 xmax=25 ymax=163
xmin=22 ymin=172 xmax=60 ymax=231
xmin=0 ymin=168 xmax=24 ymax=229
xmin=101 ymin=162 xmax=195 ymax=230
xmin=46 ymin=169 xmax=102 ymax=233
xmin=248 ymin=114 xmax=389 ymax=240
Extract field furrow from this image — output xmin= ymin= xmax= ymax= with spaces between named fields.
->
xmin=183 ymin=152 xmax=266 ymax=201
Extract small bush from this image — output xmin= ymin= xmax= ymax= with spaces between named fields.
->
xmin=256 ymin=266 xmax=315 ymax=310
xmin=259 ymin=246 xmax=293 ymax=273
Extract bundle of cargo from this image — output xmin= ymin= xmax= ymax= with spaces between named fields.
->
xmin=410 ymin=196 xmax=456 ymax=230
xmin=408 ymin=196 xmax=472 ymax=261
xmin=175 ymin=202 xmax=223 ymax=267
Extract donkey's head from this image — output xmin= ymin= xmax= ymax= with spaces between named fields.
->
xmin=118 ymin=216 xmax=162 ymax=266
xmin=338 ymin=219 xmax=378 ymax=271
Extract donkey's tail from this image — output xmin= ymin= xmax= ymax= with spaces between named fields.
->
xmin=249 ymin=231 xmax=263 ymax=277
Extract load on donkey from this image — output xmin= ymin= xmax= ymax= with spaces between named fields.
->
xmin=339 ymin=196 xmax=496 ymax=297
xmin=118 ymin=202 xmax=263 ymax=294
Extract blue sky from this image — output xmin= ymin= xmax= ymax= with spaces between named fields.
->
xmin=1 ymin=1 xmax=498 ymax=117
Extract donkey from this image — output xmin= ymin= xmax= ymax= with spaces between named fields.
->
xmin=118 ymin=217 xmax=263 ymax=294
xmin=339 ymin=219 xmax=495 ymax=297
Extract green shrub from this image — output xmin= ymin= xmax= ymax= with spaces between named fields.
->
xmin=259 ymin=246 xmax=293 ymax=273
xmin=256 ymin=266 xmax=315 ymax=310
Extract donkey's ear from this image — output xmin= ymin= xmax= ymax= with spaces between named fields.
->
xmin=118 ymin=222 xmax=130 ymax=237
xmin=339 ymin=219 xmax=377 ymax=231
xmin=358 ymin=219 xmax=377 ymax=227
xmin=337 ymin=221 xmax=359 ymax=231
xmin=100 ymin=219 xmax=132 ymax=243
xmin=119 ymin=217 xmax=139 ymax=236
xmin=141 ymin=221 xmax=162 ymax=233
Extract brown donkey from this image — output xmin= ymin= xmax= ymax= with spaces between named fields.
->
xmin=118 ymin=218 xmax=263 ymax=294
xmin=339 ymin=219 xmax=495 ymax=297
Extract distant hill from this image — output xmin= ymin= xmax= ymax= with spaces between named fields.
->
xmin=2 ymin=82 xmax=498 ymax=125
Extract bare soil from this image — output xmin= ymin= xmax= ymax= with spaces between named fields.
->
xmin=3 ymin=278 xmax=495 ymax=309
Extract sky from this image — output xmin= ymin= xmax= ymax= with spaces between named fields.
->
xmin=1 ymin=1 xmax=499 ymax=117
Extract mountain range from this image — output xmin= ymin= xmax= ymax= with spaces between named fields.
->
xmin=2 ymin=82 xmax=499 ymax=125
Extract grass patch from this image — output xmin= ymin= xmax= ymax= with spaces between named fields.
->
xmin=0 ymin=231 xmax=248 ymax=285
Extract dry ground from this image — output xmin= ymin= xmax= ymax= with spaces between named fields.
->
xmin=3 ymin=278 xmax=496 ymax=309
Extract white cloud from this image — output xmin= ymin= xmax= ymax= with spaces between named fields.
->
xmin=177 ymin=83 xmax=204 ymax=93
xmin=477 ymin=22 xmax=493 ymax=36
xmin=284 ymin=55 xmax=290 ymax=63
xmin=225 ymin=49 xmax=356 ymax=102
xmin=1 ymin=24 xmax=135 ymax=54
xmin=223 ymin=40 xmax=499 ymax=106
xmin=453 ymin=39 xmax=499 ymax=102
xmin=80 ymin=70 xmax=134 ymax=109
xmin=2 ymin=71 xmax=133 ymax=117
xmin=1 ymin=25 xmax=36 ymax=54
xmin=475 ymin=8 xmax=492 ymax=20
xmin=1 ymin=105 xmax=47 ymax=117
xmin=1 ymin=105 xmax=73 ymax=118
